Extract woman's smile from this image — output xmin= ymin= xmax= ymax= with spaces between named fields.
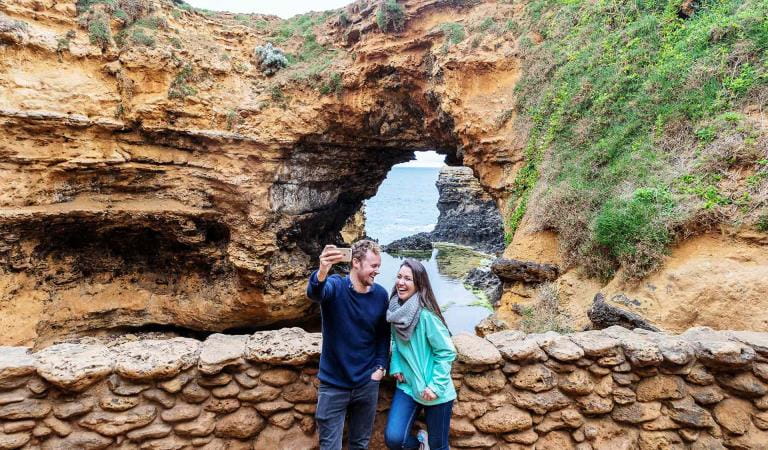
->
xmin=396 ymin=266 xmax=416 ymax=299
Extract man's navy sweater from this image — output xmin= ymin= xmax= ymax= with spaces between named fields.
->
xmin=307 ymin=270 xmax=390 ymax=389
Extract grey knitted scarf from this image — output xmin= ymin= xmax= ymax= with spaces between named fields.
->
xmin=386 ymin=293 xmax=422 ymax=341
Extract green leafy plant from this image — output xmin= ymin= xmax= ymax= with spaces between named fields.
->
xmin=76 ymin=0 xmax=115 ymax=15
xmin=88 ymin=16 xmax=111 ymax=49
xmin=376 ymin=0 xmax=406 ymax=33
xmin=226 ymin=110 xmax=238 ymax=130
xmin=168 ymin=64 xmax=197 ymax=99
xmin=440 ymin=22 xmax=465 ymax=46
xmin=506 ymin=0 xmax=768 ymax=278
xmin=254 ymin=43 xmax=288 ymax=75
xmin=757 ymin=214 xmax=768 ymax=232
xmin=339 ymin=12 xmax=351 ymax=27
xmin=130 ymin=28 xmax=154 ymax=47
xmin=319 ymin=73 xmax=343 ymax=95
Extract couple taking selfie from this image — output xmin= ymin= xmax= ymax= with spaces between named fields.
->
xmin=306 ymin=239 xmax=456 ymax=450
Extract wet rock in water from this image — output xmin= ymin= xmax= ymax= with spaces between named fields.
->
xmin=383 ymin=232 xmax=433 ymax=252
xmin=382 ymin=167 xmax=505 ymax=255
xmin=587 ymin=293 xmax=660 ymax=332
xmin=465 ymin=267 xmax=502 ymax=307
xmin=490 ymin=258 xmax=559 ymax=284
xmin=430 ymin=166 xmax=505 ymax=255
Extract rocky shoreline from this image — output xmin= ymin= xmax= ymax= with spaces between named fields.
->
xmin=384 ymin=166 xmax=505 ymax=255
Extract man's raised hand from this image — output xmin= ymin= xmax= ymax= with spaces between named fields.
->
xmin=317 ymin=245 xmax=345 ymax=281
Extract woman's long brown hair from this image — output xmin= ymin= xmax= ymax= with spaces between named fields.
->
xmin=389 ymin=258 xmax=450 ymax=331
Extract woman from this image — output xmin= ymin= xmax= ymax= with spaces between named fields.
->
xmin=384 ymin=259 xmax=456 ymax=450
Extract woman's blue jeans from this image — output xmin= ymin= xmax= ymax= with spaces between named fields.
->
xmin=384 ymin=387 xmax=453 ymax=450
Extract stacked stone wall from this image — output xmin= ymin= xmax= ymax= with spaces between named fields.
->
xmin=2 ymin=326 xmax=768 ymax=449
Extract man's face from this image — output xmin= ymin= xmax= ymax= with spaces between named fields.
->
xmin=352 ymin=250 xmax=381 ymax=287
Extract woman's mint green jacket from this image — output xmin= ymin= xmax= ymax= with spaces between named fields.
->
xmin=389 ymin=310 xmax=457 ymax=406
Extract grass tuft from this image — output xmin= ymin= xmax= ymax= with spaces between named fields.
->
xmin=518 ymin=283 xmax=572 ymax=334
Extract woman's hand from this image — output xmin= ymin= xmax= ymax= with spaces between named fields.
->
xmin=393 ymin=373 xmax=405 ymax=383
xmin=421 ymin=387 xmax=437 ymax=401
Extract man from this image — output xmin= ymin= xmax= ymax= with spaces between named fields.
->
xmin=307 ymin=239 xmax=390 ymax=450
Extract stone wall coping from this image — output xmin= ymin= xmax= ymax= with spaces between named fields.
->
xmin=1 ymin=326 xmax=768 ymax=389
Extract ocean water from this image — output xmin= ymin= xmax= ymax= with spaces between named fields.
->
xmin=366 ymin=166 xmax=491 ymax=334
xmin=365 ymin=167 xmax=441 ymax=246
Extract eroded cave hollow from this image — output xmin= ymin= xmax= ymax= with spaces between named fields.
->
xmin=0 ymin=103 xmax=476 ymax=347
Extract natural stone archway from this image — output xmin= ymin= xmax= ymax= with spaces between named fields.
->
xmin=0 ymin=0 xmax=524 ymax=345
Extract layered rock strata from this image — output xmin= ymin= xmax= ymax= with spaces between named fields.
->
xmin=0 ymin=0 xmax=523 ymax=345
xmin=430 ymin=166 xmax=504 ymax=254
xmin=2 ymin=326 xmax=768 ymax=448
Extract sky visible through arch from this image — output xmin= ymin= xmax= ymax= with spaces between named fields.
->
xmin=396 ymin=151 xmax=446 ymax=168
xmin=184 ymin=0 xmax=354 ymax=18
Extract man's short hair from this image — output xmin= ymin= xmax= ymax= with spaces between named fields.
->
xmin=351 ymin=239 xmax=380 ymax=262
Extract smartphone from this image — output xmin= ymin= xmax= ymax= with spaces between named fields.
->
xmin=337 ymin=248 xmax=352 ymax=263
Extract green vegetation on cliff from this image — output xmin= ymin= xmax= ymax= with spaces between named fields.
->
xmin=510 ymin=0 xmax=768 ymax=279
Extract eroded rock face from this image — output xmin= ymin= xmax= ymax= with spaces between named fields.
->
xmin=430 ymin=166 xmax=504 ymax=254
xmin=0 ymin=0 xmax=523 ymax=346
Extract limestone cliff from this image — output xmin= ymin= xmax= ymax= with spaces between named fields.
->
xmin=0 ymin=0 xmax=522 ymax=345
xmin=0 ymin=0 xmax=766 ymax=346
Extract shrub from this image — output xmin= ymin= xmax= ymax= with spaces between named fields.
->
xmin=225 ymin=110 xmax=238 ymax=130
xmin=269 ymin=86 xmax=288 ymax=109
xmin=270 ymin=86 xmax=285 ymax=102
xmin=593 ymin=188 xmax=675 ymax=278
xmin=518 ymin=283 xmax=572 ymax=334
xmin=168 ymin=64 xmax=197 ymax=99
xmin=476 ymin=17 xmax=496 ymax=32
xmin=131 ymin=28 xmax=154 ymax=47
xmin=757 ymin=214 xmax=768 ymax=232
xmin=271 ymin=13 xmax=328 ymax=44
xmin=134 ymin=15 xmax=166 ymax=29
xmin=319 ymin=73 xmax=343 ymax=95
xmin=76 ymin=0 xmax=116 ymax=15
xmin=504 ymin=19 xmax=519 ymax=34
xmin=339 ymin=12 xmax=351 ymax=27
xmin=56 ymin=30 xmax=77 ymax=54
xmin=376 ymin=0 xmax=405 ymax=33
xmin=253 ymin=42 xmax=288 ymax=76
xmin=440 ymin=22 xmax=465 ymax=45
xmin=113 ymin=9 xmax=128 ymax=21
xmin=88 ymin=15 xmax=111 ymax=49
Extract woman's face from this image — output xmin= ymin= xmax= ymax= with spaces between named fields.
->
xmin=395 ymin=265 xmax=417 ymax=300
